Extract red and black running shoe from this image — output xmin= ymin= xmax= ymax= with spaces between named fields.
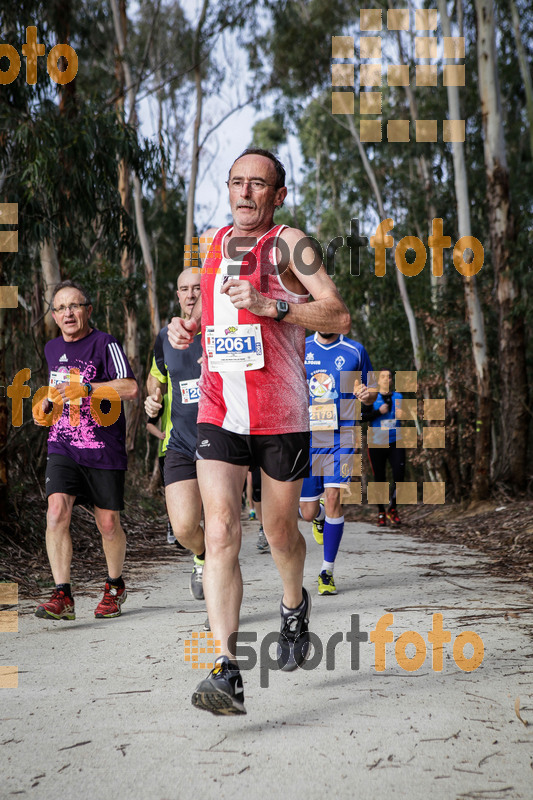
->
xmin=94 ymin=582 xmax=127 ymax=618
xmin=377 ymin=512 xmax=387 ymax=527
xmin=386 ymin=508 xmax=401 ymax=526
xmin=35 ymin=589 xmax=75 ymax=621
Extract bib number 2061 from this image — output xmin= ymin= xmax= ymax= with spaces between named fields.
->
xmin=215 ymin=336 xmax=254 ymax=354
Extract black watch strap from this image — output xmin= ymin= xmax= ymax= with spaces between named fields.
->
xmin=275 ymin=300 xmax=289 ymax=321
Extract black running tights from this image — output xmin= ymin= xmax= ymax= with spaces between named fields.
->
xmin=367 ymin=441 xmax=406 ymax=512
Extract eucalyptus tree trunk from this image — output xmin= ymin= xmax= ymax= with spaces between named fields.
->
xmin=111 ymin=0 xmax=161 ymax=342
xmin=155 ymin=48 xmax=167 ymax=214
xmin=475 ymin=0 xmax=528 ymax=489
xmin=112 ymin=0 xmax=141 ymax=452
xmin=185 ymin=0 xmax=209 ymax=247
xmin=439 ymin=0 xmax=491 ymax=499
xmin=346 ymin=115 xmax=422 ymax=372
xmin=0 ymin=262 xmax=7 ymax=520
xmin=40 ymin=239 xmax=61 ymax=341
xmin=510 ymin=0 xmax=533 ymax=159
xmin=315 ymin=148 xmax=322 ymax=240
xmin=391 ymin=13 xmax=441 ymax=306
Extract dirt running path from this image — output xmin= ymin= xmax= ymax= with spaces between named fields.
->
xmin=2 ymin=520 xmax=532 ymax=799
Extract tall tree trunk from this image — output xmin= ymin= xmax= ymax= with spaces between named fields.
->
xmin=185 ymin=0 xmax=209 ymax=247
xmin=40 ymin=239 xmax=61 ymax=341
xmin=52 ymin=0 xmax=77 ymax=116
xmin=112 ymin=0 xmax=161 ymax=342
xmin=133 ymin=172 xmax=161 ymax=337
xmin=510 ymin=0 xmax=533 ymax=159
xmin=475 ymin=0 xmax=528 ymax=489
xmin=113 ymin=0 xmax=141 ymax=452
xmin=439 ymin=0 xmax=491 ymax=499
xmin=391 ymin=12 xmax=442 ymax=306
xmin=155 ymin=49 xmax=168 ymax=213
xmin=315 ymin=147 xmax=321 ymax=240
xmin=345 ymin=115 xmax=422 ymax=371
xmin=0 ymin=260 xmax=8 ymax=521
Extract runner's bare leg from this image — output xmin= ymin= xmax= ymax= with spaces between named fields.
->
xmin=94 ymin=507 xmax=126 ymax=579
xmin=197 ymin=460 xmax=249 ymax=659
xmin=165 ymin=479 xmax=204 ymax=554
xmin=46 ymin=492 xmax=76 ymax=584
xmin=261 ymin=472 xmax=305 ymax=609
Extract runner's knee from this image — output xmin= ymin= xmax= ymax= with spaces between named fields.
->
xmin=97 ymin=512 xmax=121 ymax=540
xmin=299 ymin=504 xmax=316 ymax=523
xmin=267 ymin=526 xmax=302 ymax=553
xmin=205 ymin=518 xmax=241 ymax=557
xmin=172 ymin=521 xmax=199 ymax=546
xmin=46 ymin=496 xmax=72 ymax=528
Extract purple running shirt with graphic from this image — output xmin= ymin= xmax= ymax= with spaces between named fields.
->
xmin=45 ymin=328 xmax=135 ymax=470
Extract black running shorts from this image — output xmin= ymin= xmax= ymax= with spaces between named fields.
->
xmin=164 ymin=448 xmax=197 ymax=486
xmin=45 ymin=454 xmax=125 ymax=510
xmin=196 ymin=423 xmax=310 ymax=482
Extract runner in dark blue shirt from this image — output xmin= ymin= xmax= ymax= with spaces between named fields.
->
xmin=145 ymin=269 xmax=206 ymax=602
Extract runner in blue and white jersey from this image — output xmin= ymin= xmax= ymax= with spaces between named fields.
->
xmin=364 ymin=369 xmax=406 ymax=527
xmin=299 ymin=332 xmax=377 ymax=595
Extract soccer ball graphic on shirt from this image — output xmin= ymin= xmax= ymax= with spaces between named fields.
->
xmin=309 ymin=371 xmax=337 ymax=401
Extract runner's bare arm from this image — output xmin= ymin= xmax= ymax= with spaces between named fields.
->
xmin=146 ymin=373 xmax=167 ymax=398
xmin=90 ymin=378 xmax=138 ymax=400
xmin=145 ymin=374 xmax=166 ymax=417
xmin=167 ymin=227 xmax=216 ymax=350
xmin=54 ymin=377 xmax=138 ymax=401
xmin=221 ymin=227 xmax=350 ymax=333
xmin=146 ymin=421 xmax=166 ymax=440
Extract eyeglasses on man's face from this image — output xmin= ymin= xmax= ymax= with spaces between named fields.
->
xmin=226 ymin=178 xmax=276 ymax=192
xmin=52 ymin=302 xmax=90 ymax=314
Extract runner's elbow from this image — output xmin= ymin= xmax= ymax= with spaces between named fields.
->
xmin=339 ymin=311 xmax=351 ymax=334
xmin=125 ymin=381 xmax=139 ymax=400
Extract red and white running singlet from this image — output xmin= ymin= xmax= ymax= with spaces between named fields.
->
xmin=198 ymin=224 xmax=310 ymax=435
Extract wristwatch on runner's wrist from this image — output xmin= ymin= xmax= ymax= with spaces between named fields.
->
xmin=275 ymin=300 xmax=289 ymax=321
xmin=84 ymin=382 xmax=93 ymax=395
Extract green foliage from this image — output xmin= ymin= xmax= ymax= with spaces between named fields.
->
xmin=251 ymin=115 xmax=286 ymax=151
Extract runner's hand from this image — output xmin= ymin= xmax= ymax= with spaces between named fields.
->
xmin=168 ymin=316 xmax=197 ymax=349
xmin=353 ymin=381 xmax=373 ymax=404
xmin=33 ymin=398 xmax=51 ymax=426
xmin=54 ymin=367 xmax=83 ymax=400
xmin=32 ymin=389 xmax=61 ymax=426
xmin=221 ymin=279 xmax=273 ymax=317
xmin=145 ymin=387 xmax=162 ymax=417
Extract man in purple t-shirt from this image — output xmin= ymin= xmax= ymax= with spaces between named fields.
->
xmin=35 ymin=280 xmax=138 ymax=622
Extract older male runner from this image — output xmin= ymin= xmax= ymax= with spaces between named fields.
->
xmin=35 ymin=280 xmax=138 ymax=621
xmin=145 ymin=268 xmax=206 ymax=598
xmin=168 ymin=147 xmax=351 ymax=715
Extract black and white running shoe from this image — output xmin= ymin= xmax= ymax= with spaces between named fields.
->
xmin=277 ymin=587 xmax=312 ymax=672
xmin=192 ymin=656 xmax=246 ymax=716
xmin=190 ymin=556 xmax=204 ymax=600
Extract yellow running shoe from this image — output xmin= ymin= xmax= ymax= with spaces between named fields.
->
xmin=312 ymin=499 xmax=325 ymax=544
xmin=318 ymin=570 xmax=337 ymax=596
